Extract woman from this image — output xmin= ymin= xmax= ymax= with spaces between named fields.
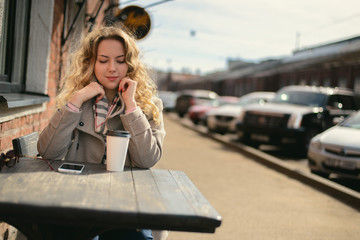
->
xmin=37 ymin=25 xmax=166 ymax=239
xmin=38 ymin=25 xmax=165 ymax=168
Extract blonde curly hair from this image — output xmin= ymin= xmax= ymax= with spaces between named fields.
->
xmin=56 ymin=25 xmax=161 ymax=124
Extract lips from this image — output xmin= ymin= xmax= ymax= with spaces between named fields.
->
xmin=106 ymin=76 xmax=118 ymax=81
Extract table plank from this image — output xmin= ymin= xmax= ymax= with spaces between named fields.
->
xmin=132 ymin=169 xmax=222 ymax=232
xmin=170 ymin=170 xmax=222 ymax=224
xmin=151 ymin=169 xmax=197 ymax=215
xmin=0 ymin=159 xmax=222 ymax=233
xmin=131 ymin=169 xmax=167 ymax=214
xmin=108 ymin=172 xmax=137 ymax=212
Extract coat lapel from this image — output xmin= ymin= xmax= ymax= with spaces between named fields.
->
xmin=77 ymin=100 xmax=104 ymax=142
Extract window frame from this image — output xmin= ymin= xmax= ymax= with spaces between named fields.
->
xmin=0 ymin=0 xmax=30 ymax=93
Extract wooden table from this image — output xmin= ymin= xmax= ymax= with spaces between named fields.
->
xmin=0 ymin=158 xmax=222 ymax=239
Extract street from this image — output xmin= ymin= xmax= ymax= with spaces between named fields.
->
xmin=154 ymin=114 xmax=360 ymax=240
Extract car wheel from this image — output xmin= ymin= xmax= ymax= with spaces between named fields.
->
xmin=207 ymin=127 xmax=215 ymax=133
xmin=303 ymin=128 xmax=320 ymax=153
xmin=202 ymin=117 xmax=208 ymax=126
xmin=310 ymin=169 xmax=330 ymax=178
xmin=213 ymin=129 xmax=226 ymax=135
xmin=243 ymin=133 xmax=260 ymax=148
xmin=235 ymin=131 xmax=242 ymax=141
xmin=192 ymin=119 xmax=199 ymax=125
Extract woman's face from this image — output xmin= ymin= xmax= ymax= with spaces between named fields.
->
xmin=94 ymin=39 xmax=129 ymax=93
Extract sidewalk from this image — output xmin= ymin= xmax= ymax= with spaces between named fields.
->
xmin=154 ymin=114 xmax=360 ymax=240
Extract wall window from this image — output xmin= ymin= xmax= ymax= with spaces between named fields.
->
xmin=338 ymin=77 xmax=347 ymax=88
xmin=0 ymin=0 xmax=11 ymax=84
xmin=310 ymin=78 xmax=318 ymax=86
xmin=0 ymin=0 xmax=8 ymax=76
xmin=0 ymin=0 xmax=30 ymax=93
xmin=323 ymin=78 xmax=330 ymax=87
xmin=354 ymin=76 xmax=360 ymax=93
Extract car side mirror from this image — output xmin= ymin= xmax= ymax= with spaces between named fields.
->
xmin=332 ymin=116 xmax=344 ymax=125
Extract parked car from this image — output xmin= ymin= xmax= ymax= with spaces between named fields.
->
xmin=307 ymin=110 xmax=360 ymax=179
xmin=188 ymin=96 xmax=239 ymax=125
xmin=235 ymin=85 xmax=360 ymax=153
xmin=206 ymin=92 xmax=275 ymax=134
xmin=175 ymin=90 xmax=218 ymax=117
xmin=158 ymin=91 xmax=178 ymax=112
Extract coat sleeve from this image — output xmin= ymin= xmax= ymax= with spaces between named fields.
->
xmin=37 ymin=107 xmax=82 ymax=160
xmin=120 ymin=98 xmax=166 ymax=168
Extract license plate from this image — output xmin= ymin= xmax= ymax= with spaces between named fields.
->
xmin=325 ymin=158 xmax=339 ymax=167
xmin=325 ymin=158 xmax=356 ymax=170
xmin=217 ymin=122 xmax=228 ymax=127
xmin=251 ymin=134 xmax=269 ymax=142
xmin=339 ymin=161 xmax=356 ymax=170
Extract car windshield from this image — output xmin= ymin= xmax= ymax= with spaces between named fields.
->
xmin=159 ymin=92 xmax=177 ymax=101
xmin=220 ymin=96 xmax=260 ymax=107
xmin=196 ymin=99 xmax=220 ymax=107
xmin=237 ymin=97 xmax=266 ymax=106
xmin=271 ymin=91 xmax=326 ymax=107
xmin=339 ymin=112 xmax=360 ymax=129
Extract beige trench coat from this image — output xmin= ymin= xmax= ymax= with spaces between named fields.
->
xmin=37 ymin=98 xmax=165 ymax=168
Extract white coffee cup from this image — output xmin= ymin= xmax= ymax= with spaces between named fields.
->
xmin=106 ymin=130 xmax=131 ymax=171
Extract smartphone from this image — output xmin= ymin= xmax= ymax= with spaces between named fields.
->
xmin=58 ymin=163 xmax=85 ymax=174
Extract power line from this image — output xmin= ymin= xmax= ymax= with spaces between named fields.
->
xmin=316 ymin=12 xmax=360 ymax=29
xmin=295 ymin=12 xmax=360 ymax=50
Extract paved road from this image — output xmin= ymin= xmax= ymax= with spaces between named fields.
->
xmin=179 ymin=115 xmax=360 ymax=193
xmin=154 ymin=114 xmax=360 ymax=240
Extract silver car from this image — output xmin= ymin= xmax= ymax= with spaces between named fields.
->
xmin=158 ymin=91 xmax=178 ymax=112
xmin=206 ymin=92 xmax=275 ymax=134
xmin=307 ymin=110 xmax=360 ymax=179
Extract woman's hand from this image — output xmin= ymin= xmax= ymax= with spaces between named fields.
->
xmin=118 ymin=77 xmax=137 ymax=110
xmin=70 ymin=82 xmax=105 ymax=107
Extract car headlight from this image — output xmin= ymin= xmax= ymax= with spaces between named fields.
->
xmin=237 ymin=111 xmax=245 ymax=123
xmin=309 ymin=138 xmax=322 ymax=151
xmin=287 ymin=114 xmax=302 ymax=128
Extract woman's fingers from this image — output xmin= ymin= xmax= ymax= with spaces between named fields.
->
xmin=119 ymin=77 xmax=136 ymax=93
xmin=70 ymin=82 xmax=105 ymax=106
xmin=95 ymin=92 xmax=105 ymax=103
xmin=84 ymin=82 xmax=105 ymax=103
xmin=119 ymin=77 xmax=137 ymax=109
xmin=91 ymin=83 xmax=105 ymax=103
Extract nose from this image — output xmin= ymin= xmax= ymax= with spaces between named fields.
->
xmin=108 ymin=60 xmax=116 ymax=72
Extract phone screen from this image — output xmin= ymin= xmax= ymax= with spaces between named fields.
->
xmin=61 ymin=164 xmax=84 ymax=171
xmin=58 ymin=163 xmax=85 ymax=174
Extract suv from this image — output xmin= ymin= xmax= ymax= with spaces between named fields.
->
xmin=235 ymin=85 xmax=360 ymax=153
xmin=175 ymin=89 xmax=218 ymax=117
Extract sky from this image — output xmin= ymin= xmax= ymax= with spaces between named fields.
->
xmin=121 ymin=0 xmax=360 ymax=75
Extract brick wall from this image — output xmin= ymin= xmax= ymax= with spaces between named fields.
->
xmin=0 ymin=1 xmax=66 ymax=238
xmin=0 ymin=0 xmax=63 ymax=155
xmin=1 ymin=112 xmax=43 ymax=151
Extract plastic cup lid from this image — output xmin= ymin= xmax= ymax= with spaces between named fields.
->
xmin=106 ymin=130 xmax=131 ymax=138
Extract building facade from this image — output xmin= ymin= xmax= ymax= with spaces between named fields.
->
xmin=173 ymin=36 xmax=360 ymax=97
xmin=0 ymin=0 xmax=119 ymax=153
xmin=0 ymin=0 xmax=118 ymax=237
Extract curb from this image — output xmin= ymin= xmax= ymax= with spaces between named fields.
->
xmin=167 ymin=114 xmax=360 ymax=211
